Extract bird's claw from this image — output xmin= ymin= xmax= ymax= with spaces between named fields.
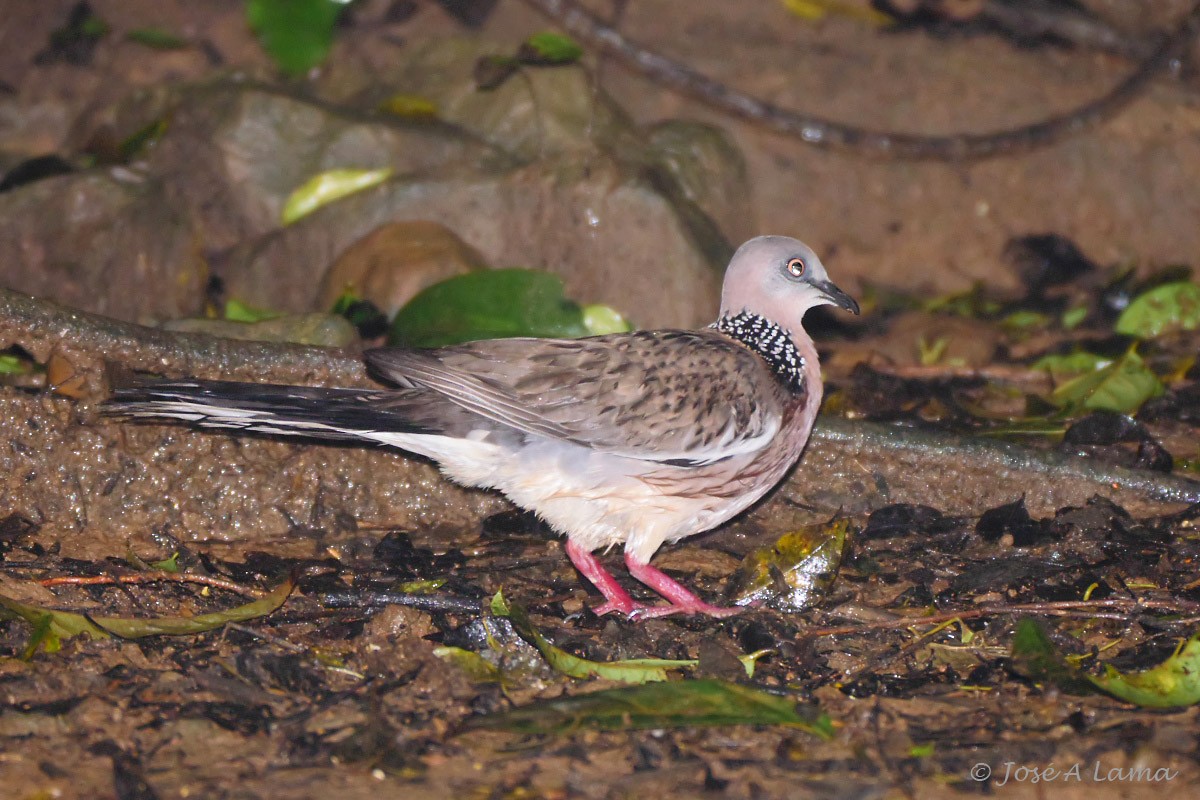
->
xmin=592 ymin=599 xmax=637 ymax=617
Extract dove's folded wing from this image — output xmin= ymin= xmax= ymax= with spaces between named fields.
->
xmin=367 ymin=330 xmax=795 ymax=466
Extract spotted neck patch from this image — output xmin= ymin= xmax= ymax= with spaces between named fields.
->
xmin=714 ymin=312 xmax=806 ymax=393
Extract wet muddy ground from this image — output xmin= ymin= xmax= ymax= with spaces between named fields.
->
xmin=3 ymin=2 xmax=1200 ymax=798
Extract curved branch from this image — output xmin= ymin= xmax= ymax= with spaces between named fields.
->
xmin=519 ymin=0 xmax=1200 ymax=160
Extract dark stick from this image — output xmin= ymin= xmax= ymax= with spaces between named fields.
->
xmin=320 ymin=590 xmax=483 ymax=614
xmin=518 ymin=0 xmax=1200 ymax=160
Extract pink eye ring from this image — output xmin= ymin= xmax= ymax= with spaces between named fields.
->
xmin=786 ymin=257 xmax=806 ymax=278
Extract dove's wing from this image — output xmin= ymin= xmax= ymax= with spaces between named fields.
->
xmin=366 ymin=330 xmax=799 ymax=466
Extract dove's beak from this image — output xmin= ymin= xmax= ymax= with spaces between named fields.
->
xmin=814 ymin=279 xmax=860 ymax=315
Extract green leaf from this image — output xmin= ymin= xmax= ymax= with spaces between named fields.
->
xmin=781 ymin=0 xmax=895 ymax=26
xmin=0 ymin=579 xmax=294 ymax=654
xmin=23 ymin=613 xmax=63 ymax=659
xmin=80 ymin=16 xmax=109 ymax=38
xmin=126 ymin=28 xmax=189 ymax=49
xmin=518 ymin=32 xmax=584 ymax=65
xmin=281 ymin=167 xmax=393 ymax=225
xmin=470 ymin=678 xmax=835 ymax=736
xmin=1061 ymin=305 xmax=1089 ymax=330
xmin=91 ymin=578 xmax=295 ymax=638
xmin=491 ymin=592 xmax=695 ymax=683
xmin=1048 ymin=349 xmax=1163 ymax=413
xmin=922 ymin=283 xmax=1000 ymax=317
xmin=1010 ymin=619 xmax=1096 ymax=695
xmin=149 ymin=552 xmax=180 ymax=573
xmin=377 ymin=93 xmax=439 ymax=120
xmin=1031 ymin=351 xmax=1110 ymax=381
xmin=1114 ymin=281 xmax=1200 ymax=339
xmin=581 ymin=304 xmax=632 ymax=335
xmin=917 ymin=335 xmax=953 ymax=367
xmin=1011 ymin=619 xmax=1200 ymax=708
xmin=397 ymin=578 xmax=446 ymax=594
xmin=388 ymin=269 xmax=594 ymax=347
xmin=0 ymin=595 xmax=111 ymax=653
xmin=224 ymin=298 xmax=281 ymax=323
xmin=433 ymin=645 xmax=504 ymax=683
xmin=246 ymin=0 xmax=343 ymax=76
xmin=0 ymin=353 xmax=32 ymax=376
xmin=738 ymin=649 xmax=774 ymax=678
xmin=1092 ymin=633 xmax=1200 ymax=708
xmin=1000 ymin=310 xmax=1050 ymax=333
xmin=727 ymin=520 xmax=848 ymax=611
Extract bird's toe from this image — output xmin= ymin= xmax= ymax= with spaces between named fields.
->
xmin=627 ymin=600 xmax=746 ymax=621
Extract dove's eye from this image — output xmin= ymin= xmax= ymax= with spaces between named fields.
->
xmin=785 ymin=257 xmax=806 ymax=278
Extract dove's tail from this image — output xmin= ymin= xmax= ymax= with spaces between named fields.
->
xmin=105 ymin=378 xmax=435 ymax=443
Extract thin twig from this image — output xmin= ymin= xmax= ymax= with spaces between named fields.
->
xmin=519 ymin=0 xmax=1200 ymax=160
xmin=978 ymin=1 xmax=1159 ymax=62
xmin=38 ymin=571 xmax=265 ymax=598
xmin=803 ymin=596 xmax=1200 ymax=639
xmin=320 ymin=589 xmax=482 ymax=614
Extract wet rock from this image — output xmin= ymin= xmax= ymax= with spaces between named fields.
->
xmin=162 ymin=312 xmax=359 ymax=348
xmin=383 ymin=35 xmax=751 ymax=249
xmin=146 ymin=82 xmax=504 ymax=253
xmin=0 ymin=95 xmax=75 ymax=156
xmin=647 ymin=119 xmax=753 ymax=245
xmin=0 ymin=170 xmax=206 ymax=322
xmin=95 ymin=73 xmax=736 ymax=328
xmin=0 ymin=376 xmax=504 ymax=559
xmin=228 ymin=154 xmax=725 ymax=328
xmin=380 ymin=38 xmax=639 ymax=162
xmin=317 ymin=220 xmax=488 ymax=316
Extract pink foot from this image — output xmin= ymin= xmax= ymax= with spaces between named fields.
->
xmin=625 ymin=554 xmax=745 ymax=620
xmin=565 ymin=541 xmax=648 ymax=617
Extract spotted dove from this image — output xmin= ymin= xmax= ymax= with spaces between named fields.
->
xmin=107 ymin=236 xmax=859 ymax=618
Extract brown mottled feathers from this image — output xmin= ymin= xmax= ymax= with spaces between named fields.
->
xmin=366 ymin=329 xmax=801 ymax=466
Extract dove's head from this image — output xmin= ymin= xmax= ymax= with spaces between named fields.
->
xmin=719 ymin=236 xmax=859 ymax=333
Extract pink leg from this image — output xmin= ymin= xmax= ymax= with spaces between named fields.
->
xmin=565 ymin=541 xmax=649 ymax=617
xmin=625 ymin=554 xmax=745 ymax=619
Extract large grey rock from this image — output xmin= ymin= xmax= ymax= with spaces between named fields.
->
xmin=375 ymin=38 xmax=641 ymax=162
xmin=147 ymin=81 xmax=507 ymax=254
xmin=372 ymin=38 xmax=752 ymax=245
xmin=226 ymin=154 xmax=725 ymax=329
xmin=0 ymin=47 xmax=755 ymax=330
xmin=0 ymin=170 xmax=206 ymax=323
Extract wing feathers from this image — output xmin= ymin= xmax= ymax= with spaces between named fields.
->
xmin=368 ymin=331 xmax=791 ymax=465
